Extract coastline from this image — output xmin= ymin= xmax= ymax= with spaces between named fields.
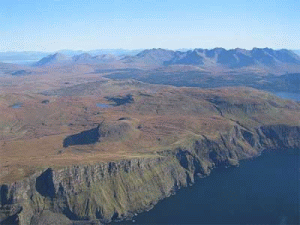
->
xmin=1 ymin=124 xmax=300 ymax=224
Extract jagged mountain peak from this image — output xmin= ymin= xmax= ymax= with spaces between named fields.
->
xmin=33 ymin=47 xmax=300 ymax=70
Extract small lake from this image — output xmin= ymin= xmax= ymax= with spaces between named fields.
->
xmin=275 ymin=92 xmax=300 ymax=102
xmin=10 ymin=103 xmax=23 ymax=109
xmin=96 ymin=103 xmax=113 ymax=108
xmin=116 ymin=150 xmax=299 ymax=225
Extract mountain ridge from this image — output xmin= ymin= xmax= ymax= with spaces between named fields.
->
xmin=1 ymin=48 xmax=299 ymax=63
xmin=34 ymin=48 xmax=300 ymax=71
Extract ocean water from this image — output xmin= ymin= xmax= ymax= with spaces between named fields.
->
xmin=117 ymin=150 xmax=299 ymax=225
xmin=275 ymin=92 xmax=300 ymax=102
xmin=2 ymin=60 xmax=37 ymax=65
xmin=114 ymin=92 xmax=300 ymax=225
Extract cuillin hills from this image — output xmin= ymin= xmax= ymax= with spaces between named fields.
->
xmin=34 ymin=47 xmax=300 ymax=74
xmin=129 ymin=47 xmax=300 ymax=68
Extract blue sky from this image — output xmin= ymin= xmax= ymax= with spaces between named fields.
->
xmin=1 ymin=0 xmax=299 ymax=51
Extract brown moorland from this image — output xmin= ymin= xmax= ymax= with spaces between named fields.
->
xmin=1 ymin=68 xmax=300 ymax=184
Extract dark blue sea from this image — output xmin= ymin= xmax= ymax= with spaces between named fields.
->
xmin=275 ymin=92 xmax=300 ymax=102
xmin=114 ymin=92 xmax=300 ymax=225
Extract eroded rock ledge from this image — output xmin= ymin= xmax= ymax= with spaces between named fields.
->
xmin=1 ymin=124 xmax=300 ymax=225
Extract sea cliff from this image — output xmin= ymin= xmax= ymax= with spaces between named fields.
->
xmin=1 ymin=124 xmax=299 ymax=225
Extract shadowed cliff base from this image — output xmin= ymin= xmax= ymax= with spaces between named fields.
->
xmin=35 ymin=169 xmax=56 ymax=199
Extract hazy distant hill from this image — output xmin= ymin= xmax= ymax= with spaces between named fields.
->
xmin=120 ymin=48 xmax=176 ymax=66
xmin=57 ymin=49 xmax=142 ymax=56
xmin=87 ymin=49 xmax=142 ymax=56
xmin=35 ymin=52 xmax=121 ymax=66
xmin=93 ymin=54 xmax=120 ymax=62
xmin=72 ymin=53 xmax=119 ymax=63
xmin=34 ymin=53 xmax=72 ymax=66
xmin=72 ymin=53 xmax=94 ymax=63
xmin=294 ymin=50 xmax=300 ymax=56
xmin=0 ymin=49 xmax=142 ymax=64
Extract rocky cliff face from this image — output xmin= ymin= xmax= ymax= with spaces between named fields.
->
xmin=1 ymin=124 xmax=300 ymax=225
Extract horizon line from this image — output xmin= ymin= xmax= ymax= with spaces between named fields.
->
xmin=1 ymin=47 xmax=300 ymax=53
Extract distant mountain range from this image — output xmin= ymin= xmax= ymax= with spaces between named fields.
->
xmin=33 ymin=48 xmax=300 ymax=73
xmin=34 ymin=52 xmax=121 ymax=66
xmin=0 ymin=49 xmax=142 ymax=62
xmin=1 ymin=48 xmax=300 ymax=78
xmin=131 ymin=48 xmax=300 ymax=67
xmin=1 ymin=48 xmax=299 ymax=63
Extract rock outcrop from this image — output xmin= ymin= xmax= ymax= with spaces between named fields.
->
xmin=1 ymin=124 xmax=299 ymax=225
